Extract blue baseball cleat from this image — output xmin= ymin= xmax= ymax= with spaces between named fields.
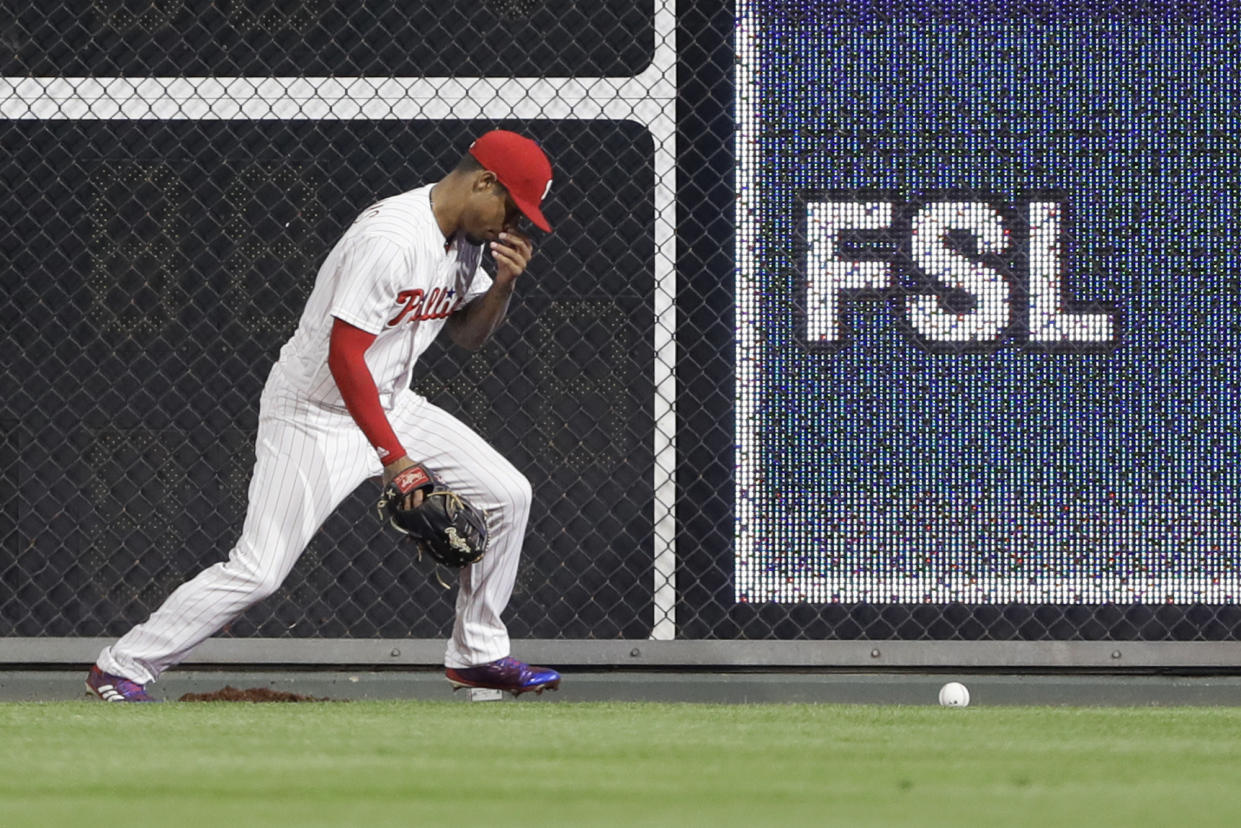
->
xmin=445 ymin=656 xmax=561 ymax=696
xmin=85 ymin=665 xmax=158 ymax=702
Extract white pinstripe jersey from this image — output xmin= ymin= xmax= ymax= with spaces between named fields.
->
xmin=273 ymin=184 xmax=493 ymax=409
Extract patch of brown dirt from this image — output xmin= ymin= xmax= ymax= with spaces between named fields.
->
xmin=177 ymin=685 xmax=340 ymax=702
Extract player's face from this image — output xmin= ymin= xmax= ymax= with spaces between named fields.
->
xmin=462 ymin=174 xmax=522 ymax=246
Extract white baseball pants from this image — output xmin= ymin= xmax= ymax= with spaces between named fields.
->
xmin=97 ymin=380 xmax=531 ymax=685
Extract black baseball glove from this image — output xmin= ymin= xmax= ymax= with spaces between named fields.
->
xmin=376 ymin=465 xmax=488 ymax=568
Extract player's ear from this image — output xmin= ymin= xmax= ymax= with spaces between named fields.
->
xmin=473 ymin=170 xmax=499 ymax=193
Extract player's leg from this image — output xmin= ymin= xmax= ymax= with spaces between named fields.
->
xmin=96 ymin=403 xmax=378 ymax=685
xmin=389 ymin=394 xmax=532 ymax=669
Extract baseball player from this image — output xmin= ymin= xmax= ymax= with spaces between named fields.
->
xmin=86 ymin=130 xmax=561 ymax=701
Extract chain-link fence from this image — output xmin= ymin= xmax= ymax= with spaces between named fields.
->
xmin=2 ymin=1 xmax=672 ymax=644
xmin=3 ymin=1 xmax=1241 ymax=657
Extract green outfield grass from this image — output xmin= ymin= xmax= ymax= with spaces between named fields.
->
xmin=2 ymin=701 xmax=1239 ymax=827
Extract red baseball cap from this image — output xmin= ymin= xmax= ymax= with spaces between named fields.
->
xmin=468 ymin=130 xmax=553 ymax=232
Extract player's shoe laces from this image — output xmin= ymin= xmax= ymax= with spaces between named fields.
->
xmin=85 ymin=665 xmax=158 ymax=702
xmin=445 ymin=656 xmax=561 ymax=696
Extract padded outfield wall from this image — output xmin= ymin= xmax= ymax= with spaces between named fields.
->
xmin=2 ymin=1 xmax=1240 ymax=668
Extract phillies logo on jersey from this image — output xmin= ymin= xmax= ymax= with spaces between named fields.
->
xmin=386 ymin=288 xmax=459 ymax=327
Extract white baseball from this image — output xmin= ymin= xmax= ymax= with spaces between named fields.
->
xmin=938 ymin=681 xmax=970 ymax=707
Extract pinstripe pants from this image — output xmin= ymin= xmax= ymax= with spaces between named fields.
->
xmin=97 ymin=378 xmax=531 ymax=684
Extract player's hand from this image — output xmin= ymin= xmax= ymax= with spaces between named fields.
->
xmin=382 ymin=456 xmax=424 ymax=509
xmin=490 ymin=231 xmax=532 ymax=283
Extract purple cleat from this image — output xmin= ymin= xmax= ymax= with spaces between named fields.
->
xmin=85 ymin=665 xmax=158 ymax=703
xmin=445 ymin=656 xmax=561 ymax=697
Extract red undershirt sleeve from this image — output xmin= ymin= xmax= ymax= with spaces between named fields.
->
xmin=327 ymin=316 xmax=406 ymax=465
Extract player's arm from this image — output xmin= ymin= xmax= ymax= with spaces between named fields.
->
xmin=326 ymin=317 xmax=415 ymax=487
xmin=445 ymin=231 xmax=532 ymax=350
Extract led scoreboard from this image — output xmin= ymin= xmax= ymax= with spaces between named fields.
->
xmin=735 ymin=1 xmax=1241 ymax=605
